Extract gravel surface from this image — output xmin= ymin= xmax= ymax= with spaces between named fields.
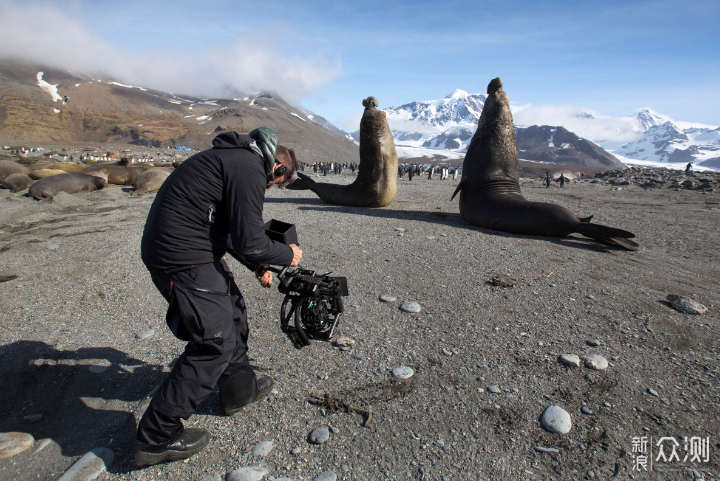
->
xmin=0 ymin=171 xmax=719 ymax=480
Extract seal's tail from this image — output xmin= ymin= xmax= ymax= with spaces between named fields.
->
xmin=576 ymin=223 xmax=639 ymax=251
xmin=285 ymin=172 xmax=316 ymax=191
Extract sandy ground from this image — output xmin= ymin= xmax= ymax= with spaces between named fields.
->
xmin=0 ymin=172 xmax=719 ymax=481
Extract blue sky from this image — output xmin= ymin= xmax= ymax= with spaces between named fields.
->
xmin=1 ymin=0 xmax=719 ymax=128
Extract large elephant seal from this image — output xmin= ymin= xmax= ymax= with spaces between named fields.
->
xmin=286 ymin=96 xmax=398 ymax=207
xmin=0 ymin=161 xmax=30 ymax=182
xmin=451 ymin=78 xmax=638 ymax=250
xmin=1 ymin=173 xmax=35 ymax=193
xmin=29 ymin=173 xmax=107 ymax=200
xmin=132 ymin=168 xmax=171 ymax=196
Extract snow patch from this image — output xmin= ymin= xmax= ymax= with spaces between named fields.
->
xmin=108 ymin=81 xmax=147 ymax=91
xmin=53 ymin=108 xmax=60 ymax=113
xmin=291 ymin=112 xmax=306 ymax=122
xmin=75 ymin=83 xmax=80 ymax=87
xmin=37 ymin=72 xmax=63 ymax=102
xmin=196 ymin=115 xmax=210 ymax=121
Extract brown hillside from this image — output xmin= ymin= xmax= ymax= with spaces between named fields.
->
xmin=0 ymin=59 xmax=359 ymax=163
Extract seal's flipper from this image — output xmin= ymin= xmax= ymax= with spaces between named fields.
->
xmin=285 ymin=172 xmax=316 ymax=191
xmin=450 ymin=181 xmax=464 ymax=201
xmin=577 ymin=223 xmax=639 ymax=251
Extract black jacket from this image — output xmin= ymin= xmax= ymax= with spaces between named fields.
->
xmin=141 ymin=132 xmax=293 ymax=271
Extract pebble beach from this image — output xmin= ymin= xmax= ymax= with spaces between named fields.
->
xmin=1 ymin=169 xmax=719 ymax=481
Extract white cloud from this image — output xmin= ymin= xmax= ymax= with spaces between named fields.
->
xmin=512 ymin=104 xmax=642 ymax=145
xmin=338 ymin=110 xmax=364 ymax=131
xmin=0 ymin=2 xmax=341 ymax=103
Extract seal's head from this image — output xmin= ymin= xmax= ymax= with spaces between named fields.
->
xmin=487 ymin=77 xmax=503 ymax=95
xmin=362 ymin=97 xmax=379 ymax=109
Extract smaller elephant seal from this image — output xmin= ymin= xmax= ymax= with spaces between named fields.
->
xmin=45 ymin=162 xmax=88 ymax=173
xmin=132 ymin=168 xmax=171 ymax=196
xmin=29 ymin=169 xmax=67 ymax=180
xmin=286 ymin=96 xmax=398 ymax=207
xmin=1 ymin=173 xmax=35 ymax=193
xmin=82 ymin=165 xmax=146 ymax=185
xmin=29 ymin=173 xmax=107 ymax=200
xmin=0 ymin=161 xmax=31 ymax=182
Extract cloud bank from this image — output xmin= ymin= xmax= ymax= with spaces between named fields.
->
xmin=0 ymin=2 xmax=341 ymax=103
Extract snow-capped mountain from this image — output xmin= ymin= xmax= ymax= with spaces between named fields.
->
xmin=615 ymin=119 xmax=720 ymax=167
xmin=384 ymin=89 xmax=487 ymax=132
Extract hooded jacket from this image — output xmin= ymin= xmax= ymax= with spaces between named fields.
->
xmin=141 ymin=132 xmax=293 ymax=271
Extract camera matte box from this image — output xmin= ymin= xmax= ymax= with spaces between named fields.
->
xmin=264 ymin=219 xmax=299 ymax=246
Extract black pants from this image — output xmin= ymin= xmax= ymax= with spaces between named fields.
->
xmin=136 ymin=258 xmax=254 ymax=445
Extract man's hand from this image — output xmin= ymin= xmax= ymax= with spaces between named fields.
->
xmin=256 ymin=270 xmax=272 ymax=288
xmin=289 ymin=244 xmax=302 ymax=266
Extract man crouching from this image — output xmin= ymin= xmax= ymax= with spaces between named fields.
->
xmin=134 ymin=128 xmax=302 ymax=466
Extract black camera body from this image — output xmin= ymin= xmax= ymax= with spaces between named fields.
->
xmin=259 ymin=220 xmax=349 ymax=349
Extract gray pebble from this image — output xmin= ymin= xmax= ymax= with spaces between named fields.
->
xmin=23 ymin=414 xmax=42 ymax=423
xmin=46 ymin=244 xmax=59 ymax=250
xmin=309 ymin=426 xmax=330 ymax=444
xmin=251 ymin=440 xmax=274 ymax=457
xmin=88 ymin=365 xmax=108 ymax=373
xmin=226 ymin=467 xmax=269 ymax=481
xmin=135 ymin=328 xmax=155 ymax=340
xmin=583 ymin=354 xmax=608 ymax=370
xmin=648 ymin=388 xmax=659 ymax=397
xmin=394 ymin=228 xmax=405 ymax=232
xmin=581 ymin=406 xmax=593 ymax=415
xmin=541 ymin=405 xmax=572 ymax=434
xmin=196 ymin=475 xmax=222 ymax=481
xmin=353 ymin=354 xmax=366 ymax=361
xmin=313 ymin=471 xmax=337 ymax=481
xmin=487 ymin=385 xmax=500 ymax=394
xmin=586 ymin=295 xmax=595 ymax=299
xmin=57 ymin=447 xmax=114 ymax=481
xmin=339 ymin=346 xmax=350 ymax=352
xmin=534 ymin=446 xmax=560 ymax=453
xmin=586 ymin=339 xmax=600 ymax=346
xmin=399 ymin=301 xmax=421 ymax=313
xmin=378 ymin=363 xmax=386 ymax=372
xmin=32 ymin=438 xmax=52 ymax=455
xmin=290 ymin=447 xmax=301 ymax=455
xmin=329 ymin=426 xmax=339 ymax=434
xmin=558 ymin=354 xmax=580 ymax=367
xmin=392 ymin=366 xmax=414 ymax=379
xmin=378 ymin=295 xmax=396 ymax=302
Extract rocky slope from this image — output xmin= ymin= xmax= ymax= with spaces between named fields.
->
xmin=0 ymin=59 xmax=359 ymax=164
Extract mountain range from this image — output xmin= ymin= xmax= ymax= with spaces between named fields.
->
xmin=355 ymin=90 xmax=719 ymax=170
xmin=0 ymin=59 xmax=358 ymax=164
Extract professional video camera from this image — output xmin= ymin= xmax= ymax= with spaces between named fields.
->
xmin=254 ymin=220 xmax=349 ymax=349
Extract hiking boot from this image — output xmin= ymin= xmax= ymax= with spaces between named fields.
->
xmin=220 ymin=375 xmax=274 ymax=416
xmin=134 ymin=427 xmax=210 ymax=467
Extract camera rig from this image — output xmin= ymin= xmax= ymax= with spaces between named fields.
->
xmin=261 ymin=265 xmax=349 ymax=349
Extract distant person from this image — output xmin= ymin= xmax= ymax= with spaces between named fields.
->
xmin=686 ymin=162 xmax=693 ymax=173
xmin=545 ymin=172 xmax=551 ymax=188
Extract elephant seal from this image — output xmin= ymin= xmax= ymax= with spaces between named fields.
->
xmin=45 ymin=162 xmax=88 ymax=173
xmin=286 ymin=96 xmax=398 ymax=207
xmin=132 ymin=168 xmax=171 ymax=196
xmin=82 ymin=165 xmax=146 ymax=185
xmin=0 ymin=161 xmax=30 ymax=182
xmin=29 ymin=169 xmax=67 ymax=180
xmin=0 ymin=173 xmax=35 ymax=193
xmin=28 ymin=173 xmax=107 ymax=200
xmin=451 ymin=78 xmax=638 ymax=250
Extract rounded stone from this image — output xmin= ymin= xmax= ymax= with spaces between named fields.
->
xmin=541 ymin=405 xmax=572 ymax=434
xmin=558 ymin=354 xmax=581 ymax=367
xmin=487 ymin=385 xmax=500 ymax=394
xmin=399 ymin=301 xmax=421 ymax=313
xmin=392 ymin=366 xmax=414 ymax=379
xmin=0 ymin=432 xmax=35 ymax=459
xmin=583 ymin=355 xmax=608 ymax=370
xmin=586 ymin=339 xmax=600 ymax=347
xmin=46 ymin=244 xmax=59 ymax=250
xmin=313 ymin=471 xmax=337 ymax=481
xmin=226 ymin=467 xmax=270 ymax=481
xmin=581 ymin=406 xmax=593 ymax=415
xmin=88 ymin=365 xmax=108 ymax=373
xmin=251 ymin=440 xmax=274 ymax=457
xmin=309 ymin=426 xmax=330 ymax=444
xmin=23 ymin=414 xmax=42 ymax=423
xmin=135 ymin=329 xmax=155 ymax=339
xmin=378 ymin=295 xmax=396 ymax=302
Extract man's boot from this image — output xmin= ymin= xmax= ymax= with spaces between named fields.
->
xmin=134 ymin=427 xmax=210 ymax=466
xmin=219 ymin=365 xmax=274 ymax=416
